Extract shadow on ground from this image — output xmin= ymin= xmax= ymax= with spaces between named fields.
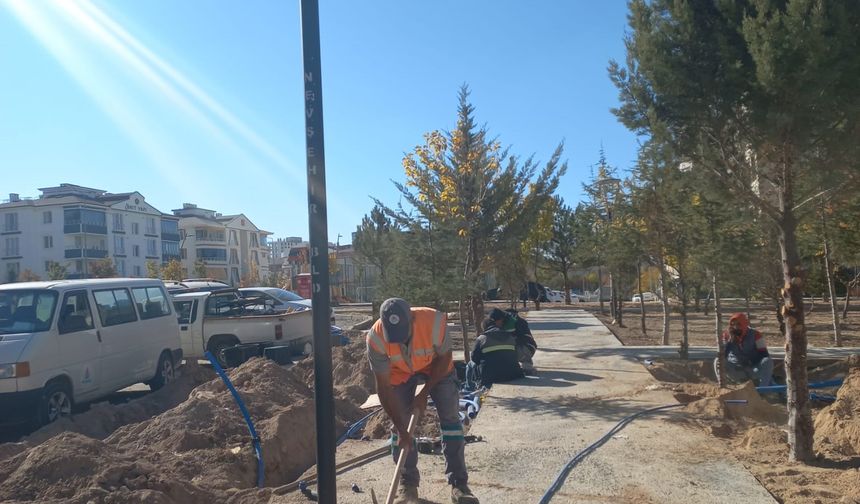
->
xmin=528 ymin=321 xmax=594 ymax=331
xmin=490 ymin=393 xmax=681 ymax=422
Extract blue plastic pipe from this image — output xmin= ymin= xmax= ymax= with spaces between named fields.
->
xmin=337 ymin=408 xmax=382 ymax=446
xmin=205 ymin=351 xmax=265 ymax=488
xmin=756 ymin=378 xmax=844 ymax=393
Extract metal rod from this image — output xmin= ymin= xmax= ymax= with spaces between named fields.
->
xmin=299 ymin=1 xmax=336 ymax=502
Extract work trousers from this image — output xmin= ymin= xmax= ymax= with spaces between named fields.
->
xmin=517 ymin=344 xmax=536 ymax=371
xmin=390 ymin=372 xmax=468 ymax=487
xmin=714 ymin=356 xmax=773 ymax=387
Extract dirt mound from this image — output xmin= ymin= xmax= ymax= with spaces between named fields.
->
xmin=676 ymin=382 xmax=786 ymax=424
xmin=0 ymin=432 xmax=213 ymax=504
xmin=814 ymin=366 xmax=860 ymax=456
xmin=645 ymin=359 xmax=716 ymax=383
xmin=0 ymin=342 xmax=377 ymax=503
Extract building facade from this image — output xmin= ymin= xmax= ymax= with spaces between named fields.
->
xmin=172 ymin=203 xmax=271 ymax=286
xmin=0 ymin=184 xmax=180 ymax=282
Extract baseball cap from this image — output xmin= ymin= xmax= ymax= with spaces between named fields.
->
xmin=381 ymin=298 xmax=412 ymax=343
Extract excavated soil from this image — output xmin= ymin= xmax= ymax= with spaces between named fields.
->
xmin=647 ymin=356 xmax=860 ymax=504
xmin=0 ymin=341 xmax=376 ymax=504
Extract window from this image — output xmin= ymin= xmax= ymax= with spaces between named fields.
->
xmin=205 ymin=293 xmax=241 ymax=316
xmin=196 ymin=248 xmax=226 ymax=261
xmin=44 ymin=261 xmax=51 ymax=271
xmin=116 ymin=259 xmax=126 ymax=276
xmin=229 ymin=249 xmax=239 ymax=264
xmin=114 ymin=235 xmax=125 ymax=255
xmin=4 ymin=237 xmax=20 ymax=257
xmin=0 ymin=289 xmax=58 ymax=334
xmin=229 ymin=230 xmax=238 ymax=245
xmin=145 ymin=217 xmax=156 ymax=235
xmin=58 ymin=290 xmax=94 ymax=334
xmin=146 ymin=239 xmax=157 ymax=257
xmin=132 ymin=244 xmax=140 ymax=257
xmin=174 ymin=300 xmax=197 ymax=325
xmin=93 ymin=288 xmax=138 ymax=326
xmin=131 ymin=222 xmax=139 ymax=235
xmin=181 ymin=248 xmax=187 ymax=259
xmin=3 ymin=213 xmax=18 ymax=232
xmin=131 ymin=286 xmax=171 ymax=319
xmin=44 ymin=236 xmax=53 ymax=249
xmin=75 ymin=260 xmax=83 ymax=273
xmin=251 ymin=233 xmax=259 ymax=248
xmin=43 ymin=211 xmax=52 ymax=224
xmin=112 ymin=213 xmax=124 ymax=232
xmin=6 ymin=262 xmax=20 ymax=283
xmin=133 ymin=265 xmax=142 ymax=276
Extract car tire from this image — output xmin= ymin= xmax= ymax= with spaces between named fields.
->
xmin=208 ymin=336 xmax=239 ymax=368
xmin=37 ymin=381 xmax=73 ymax=427
xmin=148 ymin=351 xmax=176 ymax=391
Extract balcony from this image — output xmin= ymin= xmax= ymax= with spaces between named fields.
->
xmin=65 ymin=248 xmax=108 ymax=259
xmin=64 ymin=224 xmax=108 ymax=235
xmin=162 ymin=253 xmax=181 ymax=263
xmin=162 ymin=232 xmax=181 ymax=242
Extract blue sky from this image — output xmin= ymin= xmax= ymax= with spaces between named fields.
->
xmin=0 ymin=0 xmax=638 ymax=243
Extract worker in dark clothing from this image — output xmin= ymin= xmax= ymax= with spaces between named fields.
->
xmin=488 ymin=308 xmax=537 ymax=376
xmin=471 ymin=318 xmax=524 ymax=385
xmin=713 ymin=312 xmax=773 ymax=387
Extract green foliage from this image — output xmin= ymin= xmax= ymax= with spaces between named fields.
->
xmin=17 ymin=269 xmax=41 ymax=282
xmin=46 ymin=261 xmax=67 ymax=281
xmin=146 ymin=260 xmax=161 ymax=279
xmin=193 ymin=259 xmax=208 ymax=279
xmin=161 ymin=259 xmax=184 ymax=282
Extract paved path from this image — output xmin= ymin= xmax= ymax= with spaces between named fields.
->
xmin=272 ymin=309 xmax=776 ymax=504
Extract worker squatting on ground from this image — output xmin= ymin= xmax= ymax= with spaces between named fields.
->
xmin=470 ymin=318 xmax=524 ymax=386
xmin=713 ymin=312 xmax=773 ymax=387
xmin=488 ymin=308 xmax=538 ymax=376
xmin=366 ymin=298 xmax=480 ymax=504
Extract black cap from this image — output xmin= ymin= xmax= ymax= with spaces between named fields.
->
xmin=380 ymin=298 xmax=411 ymax=343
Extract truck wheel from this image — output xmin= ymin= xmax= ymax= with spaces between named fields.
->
xmin=148 ymin=351 xmax=175 ymax=391
xmin=38 ymin=381 xmax=73 ymax=426
xmin=208 ymin=337 xmax=239 ymax=368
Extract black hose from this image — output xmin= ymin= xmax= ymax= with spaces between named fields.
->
xmin=538 ymin=403 xmax=684 ymax=504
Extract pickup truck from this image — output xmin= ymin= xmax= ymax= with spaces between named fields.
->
xmin=171 ymin=289 xmax=313 ymax=365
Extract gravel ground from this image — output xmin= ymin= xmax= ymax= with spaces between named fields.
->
xmin=272 ymin=309 xmax=776 ymax=504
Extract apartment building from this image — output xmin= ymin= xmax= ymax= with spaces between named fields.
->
xmin=172 ymin=203 xmax=271 ymax=286
xmin=0 ymin=184 xmax=180 ymax=282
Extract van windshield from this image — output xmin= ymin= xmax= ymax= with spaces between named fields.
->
xmin=0 ymin=289 xmax=59 ymax=334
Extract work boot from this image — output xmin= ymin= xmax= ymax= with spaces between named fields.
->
xmin=393 ymin=483 xmax=419 ymax=504
xmin=451 ymin=483 xmax=479 ymax=504
xmin=523 ymin=367 xmax=538 ymax=377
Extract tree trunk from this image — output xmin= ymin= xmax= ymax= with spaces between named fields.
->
xmin=678 ymin=268 xmax=689 ymax=360
xmin=563 ymin=267 xmax=571 ymax=305
xmin=470 ymin=295 xmax=484 ymax=347
xmin=598 ymin=265 xmax=605 ymax=315
xmin=609 ymin=272 xmax=617 ymax=322
xmin=703 ymin=289 xmax=712 ymax=316
xmin=843 ymin=288 xmax=852 ymax=321
xmin=637 ymin=262 xmax=647 ymax=336
xmin=713 ymin=272 xmax=726 ymax=387
xmin=458 ymin=298 xmax=470 ymax=363
xmin=658 ymin=255 xmax=670 ymax=346
xmin=821 ymin=211 xmax=842 ymax=346
xmin=744 ymin=290 xmax=751 ymax=321
xmin=779 ymin=210 xmax=814 ymax=463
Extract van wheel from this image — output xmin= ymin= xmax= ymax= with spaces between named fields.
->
xmin=208 ymin=337 xmax=239 ymax=368
xmin=38 ymin=381 xmax=73 ymax=426
xmin=148 ymin=352 xmax=175 ymax=391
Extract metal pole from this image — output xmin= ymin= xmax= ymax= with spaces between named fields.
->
xmin=299 ymin=1 xmax=336 ymax=502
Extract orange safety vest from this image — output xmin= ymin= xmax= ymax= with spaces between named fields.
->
xmin=367 ymin=307 xmax=452 ymax=385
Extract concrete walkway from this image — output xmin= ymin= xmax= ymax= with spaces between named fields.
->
xmin=273 ymin=309 xmax=776 ymax=504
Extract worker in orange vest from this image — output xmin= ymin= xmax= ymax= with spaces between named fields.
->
xmin=367 ymin=298 xmax=479 ymax=504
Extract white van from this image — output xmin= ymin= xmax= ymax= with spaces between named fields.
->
xmin=0 ymin=278 xmax=183 ymax=427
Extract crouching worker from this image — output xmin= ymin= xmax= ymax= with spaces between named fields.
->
xmin=714 ymin=313 xmax=773 ymax=387
xmin=488 ymin=308 xmax=538 ymax=376
xmin=367 ymin=298 xmax=479 ymax=504
xmin=471 ymin=318 xmax=524 ymax=386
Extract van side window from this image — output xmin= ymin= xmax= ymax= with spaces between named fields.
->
xmin=93 ymin=288 xmax=138 ymax=327
xmin=174 ymin=300 xmax=197 ymax=324
xmin=131 ymin=286 xmax=171 ymax=320
xmin=58 ymin=290 xmax=94 ymax=334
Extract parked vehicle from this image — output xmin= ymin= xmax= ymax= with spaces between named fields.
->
xmin=238 ymin=287 xmax=335 ymax=323
xmin=567 ymin=292 xmax=583 ymax=303
xmin=164 ymin=279 xmax=230 ymax=294
xmin=172 ymin=289 xmax=313 ymax=366
xmin=0 ymin=279 xmax=183 ymax=427
xmin=519 ymin=282 xmax=549 ymax=303
xmin=632 ymin=292 xmax=659 ymax=303
xmin=546 ymin=289 xmax=565 ymax=303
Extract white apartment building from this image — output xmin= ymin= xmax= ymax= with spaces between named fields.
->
xmin=0 ymin=184 xmax=180 ymax=282
xmin=172 ymin=203 xmax=271 ymax=286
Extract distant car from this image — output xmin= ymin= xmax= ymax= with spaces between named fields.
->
xmin=632 ymin=292 xmax=658 ymax=303
xmin=238 ymin=287 xmax=334 ymax=322
xmin=568 ymin=292 xmax=583 ymax=303
xmin=546 ymin=289 xmax=564 ymax=303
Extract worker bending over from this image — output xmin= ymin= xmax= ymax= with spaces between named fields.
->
xmin=367 ymin=298 xmax=479 ymax=504
xmin=714 ymin=312 xmax=773 ymax=387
